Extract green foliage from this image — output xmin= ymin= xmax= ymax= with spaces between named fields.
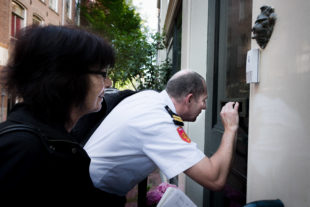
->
xmin=135 ymin=32 xmax=171 ymax=91
xmin=80 ymin=0 xmax=171 ymax=91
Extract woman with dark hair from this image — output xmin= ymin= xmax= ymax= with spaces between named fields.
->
xmin=0 ymin=25 xmax=117 ymax=203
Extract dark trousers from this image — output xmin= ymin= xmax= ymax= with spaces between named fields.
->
xmin=93 ymin=189 xmax=127 ymax=207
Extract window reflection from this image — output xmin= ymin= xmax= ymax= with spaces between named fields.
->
xmin=226 ymin=0 xmax=252 ymax=99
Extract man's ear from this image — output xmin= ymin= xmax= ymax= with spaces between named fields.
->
xmin=185 ymin=93 xmax=193 ymax=104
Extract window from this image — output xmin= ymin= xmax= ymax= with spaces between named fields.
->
xmin=167 ymin=5 xmax=182 ymax=78
xmin=65 ymin=0 xmax=72 ymax=19
xmin=11 ymin=1 xmax=26 ymax=38
xmin=33 ymin=15 xmax=44 ymax=25
xmin=49 ymin=0 xmax=58 ymax=12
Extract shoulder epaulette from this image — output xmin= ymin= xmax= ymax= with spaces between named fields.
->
xmin=164 ymin=105 xmax=184 ymax=126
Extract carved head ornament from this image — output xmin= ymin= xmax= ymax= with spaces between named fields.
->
xmin=252 ymin=6 xmax=277 ymax=49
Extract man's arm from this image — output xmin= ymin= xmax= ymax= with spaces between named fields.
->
xmin=184 ymin=102 xmax=239 ymax=191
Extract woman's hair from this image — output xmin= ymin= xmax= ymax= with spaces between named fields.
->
xmin=1 ymin=25 xmax=115 ymax=125
xmin=166 ymin=70 xmax=206 ymax=102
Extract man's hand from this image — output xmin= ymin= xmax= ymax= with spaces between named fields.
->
xmin=220 ymin=102 xmax=239 ymax=132
xmin=185 ymin=102 xmax=240 ymax=190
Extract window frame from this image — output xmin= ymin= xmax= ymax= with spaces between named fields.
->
xmin=49 ymin=0 xmax=58 ymax=12
xmin=32 ymin=14 xmax=44 ymax=25
xmin=65 ymin=0 xmax=72 ymax=19
xmin=11 ymin=1 xmax=26 ymax=38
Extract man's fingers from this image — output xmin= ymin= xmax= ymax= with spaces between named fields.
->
xmin=233 ymin=102 xmax=239 ymax=111
xmin=223 ymin=102 xmax=236 ymax=109
xmin=221 ymin=102 xmax=240 ymax=114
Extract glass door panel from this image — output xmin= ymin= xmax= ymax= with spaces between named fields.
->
xmin=205 ymin=0 xmax=252 ymax=206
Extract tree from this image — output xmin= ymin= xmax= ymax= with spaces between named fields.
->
xmin=80 ymin=0 xmax=171 ymax=91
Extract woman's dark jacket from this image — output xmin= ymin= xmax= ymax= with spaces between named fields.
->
xmin=0 ymin=90 xmax=136 ymax=204
xmin=0 ymin=104 xmax=101 ymax=201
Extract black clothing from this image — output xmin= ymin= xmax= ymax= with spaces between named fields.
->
xmin=0 ymin=104 xmax=101 ymax=203
xmin=0 ymin=89 xmax=135 ymax=205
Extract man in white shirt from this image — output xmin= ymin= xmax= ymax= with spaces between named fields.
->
xmin=84 ymin=70 xmax=239 ymax=204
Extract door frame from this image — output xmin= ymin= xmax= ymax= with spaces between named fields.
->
xmin=204 ymin=0 xmax=251 ymax=206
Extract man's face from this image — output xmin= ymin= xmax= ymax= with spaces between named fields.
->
xmin=183 ymin=91 xmax=208 ymax=122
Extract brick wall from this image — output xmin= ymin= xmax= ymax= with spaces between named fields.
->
xmin=0 ymin=0 xmax=10 ymax=47
xmin=16 ymin=0 xmax=76 ymax=26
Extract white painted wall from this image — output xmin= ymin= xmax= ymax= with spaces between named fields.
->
xmin=247 ymin=0 xmax=310 ymax=206
xmin=157 ymin=1 xmax=208 ymax=206
xmin=158 ymin=1 xmax=208 ymax=206
xmin=157 ymin=0 xmax=169 ymax=66
xmin=181 ymin=0 xmax=208 ymax=206
xmin=0 ymin=46 xmax=8 ymax=66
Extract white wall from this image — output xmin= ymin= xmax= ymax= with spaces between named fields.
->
xmin=181 ymin=0 xmax=208 ymax=206
xmin=247 ymin=0 xmax=310 ymax=206
xmin=157 ymin=1 xmax=208 ymax=206
xmin=157 ymin=0 xmax=169 ymax=66
xmin=0 ymin=46 xmax=8 ymax=66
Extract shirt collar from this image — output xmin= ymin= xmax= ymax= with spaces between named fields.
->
xmin=160 ymin=90 xmax=177 ymax=114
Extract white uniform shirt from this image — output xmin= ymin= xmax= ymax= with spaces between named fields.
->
xmin=84 ymin=90 xmax=205 ymax=196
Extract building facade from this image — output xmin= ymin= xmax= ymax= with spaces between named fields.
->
xmin=0 ymin=0 xmax=77 ymax=121
xmin=157 ymin=0 xmax=310 ymax=207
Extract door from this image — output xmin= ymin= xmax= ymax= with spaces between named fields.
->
xmin=204 ymin=0 xmax=252 ymax=206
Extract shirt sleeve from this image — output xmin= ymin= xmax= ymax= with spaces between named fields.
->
xmin=139 ymin=119 xmax=205 ymax=179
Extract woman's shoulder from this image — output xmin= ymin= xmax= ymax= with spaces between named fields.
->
xmin=0 ymin=122 xmax=46 ymax=156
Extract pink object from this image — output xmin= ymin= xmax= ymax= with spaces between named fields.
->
xmin=146 ymin=183 xmax=178 ymax=206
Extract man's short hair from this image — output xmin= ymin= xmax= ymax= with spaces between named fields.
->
xmin=166 ymin=70 xmax=206 ymax=101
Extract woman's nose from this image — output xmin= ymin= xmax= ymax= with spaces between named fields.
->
xmin=104 ymin=77 xmax=112 ymax=88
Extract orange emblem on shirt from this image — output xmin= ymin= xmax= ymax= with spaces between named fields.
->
xmin=177 ymin=127 xmax=191 ymax=143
